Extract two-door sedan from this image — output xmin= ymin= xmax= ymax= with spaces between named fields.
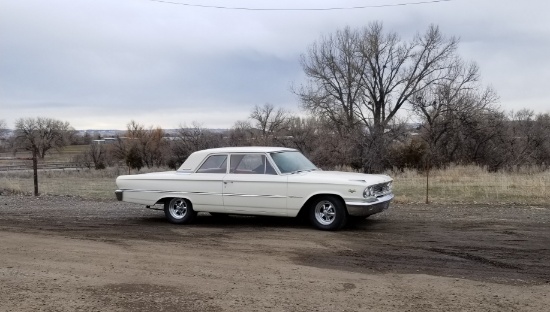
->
xmin=115 ymin=147 xmax=393 ymax=230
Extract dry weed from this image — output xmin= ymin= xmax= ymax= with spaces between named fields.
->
xmin=390 ymin=165 xmax=550 ymax=204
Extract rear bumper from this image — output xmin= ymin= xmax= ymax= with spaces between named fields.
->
xmin=115 ymin=190 xmax=123 ymax=201
xmin=345 ymin=194 xmax=393 ymax=217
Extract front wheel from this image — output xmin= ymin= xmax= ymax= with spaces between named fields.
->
xmin=164 ymin=198 xmax=196 ymax=224
xmin=309 ymin=196 xmax=347 ymax=231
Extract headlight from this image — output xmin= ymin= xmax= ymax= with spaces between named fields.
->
xmin=363 ymin=186 xmax=374 ymax=198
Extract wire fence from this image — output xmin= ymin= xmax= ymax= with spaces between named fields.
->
xmin=0 ymin=161 xmax=80 ymax=172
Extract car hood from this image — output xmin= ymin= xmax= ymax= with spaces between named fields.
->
xmin=288 ymin=170 xmax=391 ymax=185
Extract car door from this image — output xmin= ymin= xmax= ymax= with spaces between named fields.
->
xmin=185 ymin=154 xmax=227 ymax=212
xmin=222 ymin=153 xmax=288 ymax=216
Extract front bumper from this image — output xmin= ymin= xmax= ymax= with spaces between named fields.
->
xmin=345 ymin=194 xmax=393 ymax=217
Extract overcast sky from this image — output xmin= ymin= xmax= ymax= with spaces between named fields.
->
xmin=1 ymin=0 xmax=549 ymax=130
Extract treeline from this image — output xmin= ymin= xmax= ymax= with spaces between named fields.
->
xmin=85 ymin=106 xmax=550 ymax=172
xmin=1 ymin=105 xmax=549 ymax=173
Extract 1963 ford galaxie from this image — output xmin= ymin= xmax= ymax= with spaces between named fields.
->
xmin=115 ymin=147 xmax=393 ymax=230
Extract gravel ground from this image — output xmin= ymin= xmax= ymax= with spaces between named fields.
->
xmin=0 ymin=195 xmax=549 ymax=311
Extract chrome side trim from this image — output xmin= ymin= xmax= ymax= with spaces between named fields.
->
xmin=120 ymin=189 xmax=223 ymax=196
xmin=119 ymin=189 xmax=286 ymax=199
xmin=223 ymin=193 xmax=286 ymax=198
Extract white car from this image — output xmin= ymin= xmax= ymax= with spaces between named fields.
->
xmin=115 ymin=147 xmax=393 ymax=230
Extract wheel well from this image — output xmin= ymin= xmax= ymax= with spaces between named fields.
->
xmin=297 ymin=194 xmax=346 ymax=218
xmin=155 ymin=197 xmax=192 ymax=207
xmin=155 ymin=198 xmax=170 ymax=206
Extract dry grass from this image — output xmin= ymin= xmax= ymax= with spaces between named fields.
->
xmin=0 ymin=166 xmax=163 ymax=199
xmin=1 ymin=165 xmax=549 ymax=205
xmin=391 ymin=165 xmax=550 ymax=205
xmin=47 ymin=144 xmax=89 ymax=162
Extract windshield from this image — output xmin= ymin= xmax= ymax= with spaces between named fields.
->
xmin=270 ymin=151 xmax=318 ymax=174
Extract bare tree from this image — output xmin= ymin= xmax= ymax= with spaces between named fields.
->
xmin=358 ymin=23 xmax=458 ymax=133
xmin=282 ymin=116 xmax=319 ymax=155
xmin=297 ymin=27 xmax=364 ymax=136
xmin=227 ymin=120 xmax=255 ymax=146
xmin=73 ymin=142 xmax=109 ymax=170
xmin=0 ymin=120 xmax=8 ymax=152
xmin=111 ymin=136 xmax=130 ymax=165
xmin=440 ymin=110 xmax=550 ymax=171
xmin=532 ymin=113 xmax=550 ymax=168
xmin=0 ymin=119 xmax=7 ymax=137
xmin=169 ymin=122 xmax=223 ymax=168
xmin=126 ymin=144 xmax=144 ymax=172
xmin=310 ymin=118 xmax=363 ymax=170
xmin=249 ymin=103 xmax=289 ymax=145
xmin=73 ymin=152 xmax=93 ymax=170
xmin=88 ymin=143 xmax=108 ymax=169
xmin=297 ymin=22 xmax=459 ymax=171
xmin=14 ymin=117 xmax=73 ymax=159
xmin=410 ymin=60 xmax=499 ymax=167
xmin=460 ymin=109 xmax=509 ymax=171
xmin=123 ymin=120 xmax=167 ymax=168
xmin=13 ymin=117 xmax=73 ymax=196
xmin=493 ymin=110 xmax=550 ymax=170
xmin=177 ymin=122 xmax=220 ymax=151
xmin=145 ymin=127 xmax=167 ymax=167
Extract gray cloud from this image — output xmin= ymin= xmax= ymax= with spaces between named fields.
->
xmin=1 ymin=0 xmax=549 ymax=129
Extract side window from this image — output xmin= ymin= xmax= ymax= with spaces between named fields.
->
xmin=230 ymin=154 xmax=276 ymax=175
xmin=196 ymin=155 xmax=227 ymax=173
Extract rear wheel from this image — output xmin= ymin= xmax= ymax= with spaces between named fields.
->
xmin=309 ymin=196 xmax=347 ymax=231
xmin=164 ymin=198 xmax=196 ymax=224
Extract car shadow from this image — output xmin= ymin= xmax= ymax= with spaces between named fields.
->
xmin=135 ymin=212 xmax=386 ymax=231
xmin=127 ymin=205 xmax=391 ymax=231
xmin=191 ymin=213 xmax=311 ymax=230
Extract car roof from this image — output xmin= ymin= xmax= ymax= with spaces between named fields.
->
xmin=177 ymin=146 xmax=297 ymax=171
xmin=198 ymin=146 xmax=296 ymax=154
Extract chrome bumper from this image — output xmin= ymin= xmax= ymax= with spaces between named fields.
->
xmin=345 ymin=194 xmax=393 ymax=217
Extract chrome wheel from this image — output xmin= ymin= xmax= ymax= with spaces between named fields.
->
xmin=309 ymin=196 xmax=347 ymax=230
xmin=168 ymin=198 xmax=188 ymax=220
xmin=314 ymin=200 xmax=336 ymax=225
xmin=164 ymin=197 xmax=196 ymax=224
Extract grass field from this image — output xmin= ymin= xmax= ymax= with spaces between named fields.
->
xmin=0 ymin=167 xmax=124 ymax=199
xmin=1 ymin=164 xmax=549 ymax=205
xmin=392 ymin=165 xmax=549 ymax=204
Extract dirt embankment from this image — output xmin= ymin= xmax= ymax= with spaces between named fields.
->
xmin=1 ymin=196 xmax=549 ymax=311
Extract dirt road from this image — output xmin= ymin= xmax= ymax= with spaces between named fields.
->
xmin=1 ymin=195 xmax=549 ymax=311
